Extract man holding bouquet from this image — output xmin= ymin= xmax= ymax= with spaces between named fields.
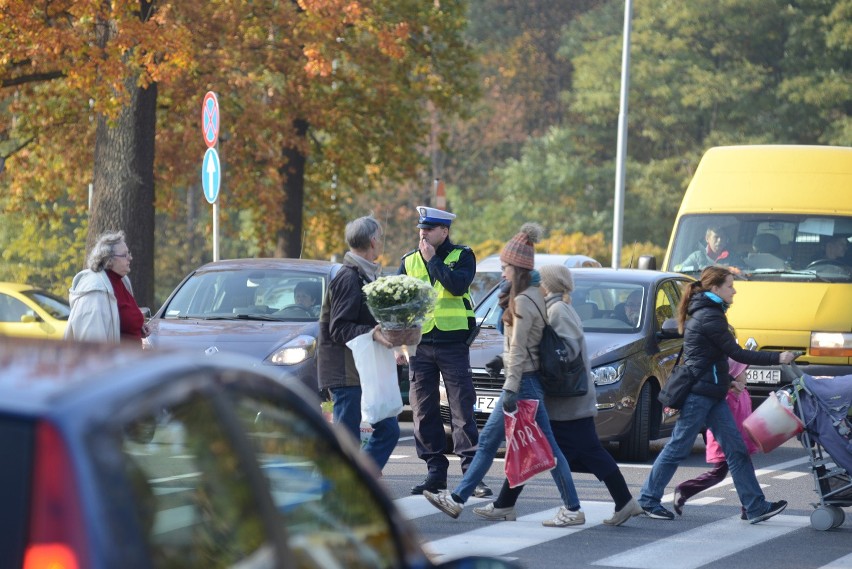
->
xmin=399 ymin=206 xmax=491 ymax=498
xmin=318 ymin=215 xmax=400 ymax=471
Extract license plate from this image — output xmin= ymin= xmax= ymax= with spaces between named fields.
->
xmin=746 ymin=368 xmax=781 ymax=384
xmin=475 ymin=395 xmax=497 ymax=413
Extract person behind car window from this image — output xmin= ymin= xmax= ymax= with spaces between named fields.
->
xmin=746 ymin=233 xmax=786 ymax=270
xmin=678 ymin=225 xmax=734 ymax=270
xmin=294 ymin=281 xmax=322 ymax=316
xmin=423 ymin=223 xmax=585 ymax=528
xmin=613 ymin=290 xmax=642 ymax=326
xmin=65 ymin=230 xmax=149 ymax=346
xmin=316 ymin=215 xmax=399 ymax=471
xmin=473 ymin=263 xmax=643 ymax=527
xmin=638 ymin=266 xmax=796 ymax=523
xmin=823 ymin=235 xmax=849 ymax=262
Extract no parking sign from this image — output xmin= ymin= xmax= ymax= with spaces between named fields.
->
xmin=202 ymin=92 xmax=219 ymax=149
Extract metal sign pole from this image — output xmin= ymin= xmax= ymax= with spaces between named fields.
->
xmin=213 ymin=202 xmax=219 ymax=261
xmin=202 ymin=91 xmax=221 ymax=261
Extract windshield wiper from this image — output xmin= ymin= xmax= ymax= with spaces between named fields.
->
xmin=233 ymin=314 xmax=281 ymax=321
xmin=741 ymin=268 xmax=831 ymax=283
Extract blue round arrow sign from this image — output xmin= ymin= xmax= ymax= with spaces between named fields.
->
xmin=202 ymin=148 xmax=221 ymax=204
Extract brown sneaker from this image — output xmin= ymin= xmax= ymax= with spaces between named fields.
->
xmin=603 ymin=498 xmax=644 ymax=526
xmin=473 ymin=502 xmax=517 ymax=521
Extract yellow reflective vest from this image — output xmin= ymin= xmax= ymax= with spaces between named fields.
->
xmin=404 ymin=249 xmax=475 ymax=333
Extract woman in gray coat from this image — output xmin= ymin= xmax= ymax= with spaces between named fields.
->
xmin=474 ymin=264 xmax=643 ymax=526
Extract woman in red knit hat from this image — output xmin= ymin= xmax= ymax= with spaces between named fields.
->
xmin=424 ymin=223 xmax=585 ymax=527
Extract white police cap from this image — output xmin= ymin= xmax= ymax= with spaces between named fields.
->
xmin=416 ymin=206 xmax=456 ymax=228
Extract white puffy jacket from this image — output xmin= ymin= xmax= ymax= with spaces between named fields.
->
xmin=64 ymin=269 xmax=133 ymax=343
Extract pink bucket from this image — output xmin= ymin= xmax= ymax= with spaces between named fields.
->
xmin=743 ymin=391 xmax=804 ymax=453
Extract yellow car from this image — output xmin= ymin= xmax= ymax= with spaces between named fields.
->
xmin=0 ymin=282 xmax=70 ymax=339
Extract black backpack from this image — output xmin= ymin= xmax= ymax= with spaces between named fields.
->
xmin=523 ymin=295 xmax=588 ymax=397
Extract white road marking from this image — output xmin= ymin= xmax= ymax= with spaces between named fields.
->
xmin=396 ymin=495 xmax=489 ymax=520
xmin=818 ymin=552 xmax=852 ymax=569
xmin=593 ymin=515 xmax=809 ymax=569
xmin=423 ymin=501 xmax=615 ymax=562
xmin=774 ymin=471 xmax=809 ymax=480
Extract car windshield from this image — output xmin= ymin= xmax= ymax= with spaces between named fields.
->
xmin=22 ymin=290 xmax=71 ymax=319
xmin=669 ymin=214 xmax=852 ymax=283
xmin=475 ymin=279 xmax=647 ymax=332
xmin=162 ymin=269 xmax=327 ymax=321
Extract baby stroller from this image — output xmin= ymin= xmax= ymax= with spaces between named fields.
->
xmin=783 ymin=363 xmax=852 ymax=530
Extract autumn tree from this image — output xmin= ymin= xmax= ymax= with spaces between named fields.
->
xmin=1 ymin=0 xmax=478 ymax=307
xmin=452 ymin=0 xmax=851 ymax=250
xmin=0 ymin=1 xmax=192 ymax=306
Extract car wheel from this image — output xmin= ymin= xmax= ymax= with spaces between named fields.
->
xmin=619 ymin=382 xmax=651 ymax=462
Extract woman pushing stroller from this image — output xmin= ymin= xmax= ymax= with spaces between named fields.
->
xmin=638 ymin=266 xmax=798 ymax=523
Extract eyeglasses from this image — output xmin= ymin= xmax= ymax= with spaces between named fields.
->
xmin=113 ymin=251 xmax=132 ymax=258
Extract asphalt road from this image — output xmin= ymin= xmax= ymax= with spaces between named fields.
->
xmin=378 ymin=418 xmax=852 ymax=569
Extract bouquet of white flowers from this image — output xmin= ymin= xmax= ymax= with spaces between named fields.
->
xmin=363 ymin=274 xmax=437 ymax=350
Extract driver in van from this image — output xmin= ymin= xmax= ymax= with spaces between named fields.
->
xmin=678 ymin=225 xmax=735 ymax=270
xmin=823 ymin=235 xmax=849 ymax=263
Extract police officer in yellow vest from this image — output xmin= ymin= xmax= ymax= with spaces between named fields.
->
xmin=399 ymin=206 xmax=491 ymax=498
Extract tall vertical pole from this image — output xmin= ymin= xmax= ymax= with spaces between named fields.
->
xmin=213 ymin=202 xmax=219 ymax=261
xmin=612 ymin=0 xmax=633 ymax=268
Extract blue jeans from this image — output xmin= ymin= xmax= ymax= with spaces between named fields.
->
xmin=452 ymin=372 xmax=580 ymax=508
xmin=639 ymin=392 xmax=770 ymax=517
xmin=329 ymin=386 xmax=400 ymax=470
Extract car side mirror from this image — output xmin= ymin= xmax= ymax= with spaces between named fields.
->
xmin=20 ymin=313 xmax=39 ymax=324
xmin=638 ymin=255 xmax=657 ymax=270
xmin=659 ymin=317 xmax=682 ymax=339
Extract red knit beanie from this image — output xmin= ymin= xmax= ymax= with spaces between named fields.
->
xmin=500 ymin=223 xmax=543 ymax=270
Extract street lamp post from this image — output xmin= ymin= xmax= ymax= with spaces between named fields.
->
xmin=612 ymin=0 xmax=633 ymax=268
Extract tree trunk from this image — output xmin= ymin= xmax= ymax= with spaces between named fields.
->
xmin=276 ymin=118 xmax=308 ymax=258
xmin=89 ymin=79 xmax=157 ymax=310
xmin=87 ymin=1 xmax=157 ymax=310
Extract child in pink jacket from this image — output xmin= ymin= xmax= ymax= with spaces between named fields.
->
xmin=673 ymin=359 xmax=758 ymax=517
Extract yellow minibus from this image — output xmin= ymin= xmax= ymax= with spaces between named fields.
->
xmin=662 ymin=145 xmax=852 ymax=403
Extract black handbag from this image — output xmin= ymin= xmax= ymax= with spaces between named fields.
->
xmin=657 ymin=347 xmax=695 ymax=409
xmin=525 ymin=297 xmax=588 ymax=398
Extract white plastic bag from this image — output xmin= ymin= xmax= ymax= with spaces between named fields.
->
xmin=345 ymin=332 xmax=403 ymax=424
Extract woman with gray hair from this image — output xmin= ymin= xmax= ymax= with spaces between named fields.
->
xmin=65 ymin=230 xmax=149 ymax=344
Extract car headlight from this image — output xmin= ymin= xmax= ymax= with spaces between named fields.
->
xmin=810 ymin=332 xmax=852 ymax=357
xmin=268 ymin=335 xmax=317 ymax=365
xmin=591 ymin=361 xmax=625 ymax=386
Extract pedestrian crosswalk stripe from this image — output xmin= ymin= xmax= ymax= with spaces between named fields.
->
xmin=423 ymin=502 xmax=614 ymax=562
xmin=818 ymin=552 xmax=852 ymax=569
xmin=396 ymin=495 xmax=489 ymax=520
xmin=593 ymin=514 xmax=809 ymax=569
xmin=774 ymin=471 xmax=809 ymax=480
xmin=680 ymin=496 xmax=724 ymax=507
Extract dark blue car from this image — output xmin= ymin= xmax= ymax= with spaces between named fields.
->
xmin=0 ymin=336 xmax=514 ymax=569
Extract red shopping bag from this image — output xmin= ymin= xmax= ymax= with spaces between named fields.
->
xmin=504 ymin=399 xmax=557 ymax=488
